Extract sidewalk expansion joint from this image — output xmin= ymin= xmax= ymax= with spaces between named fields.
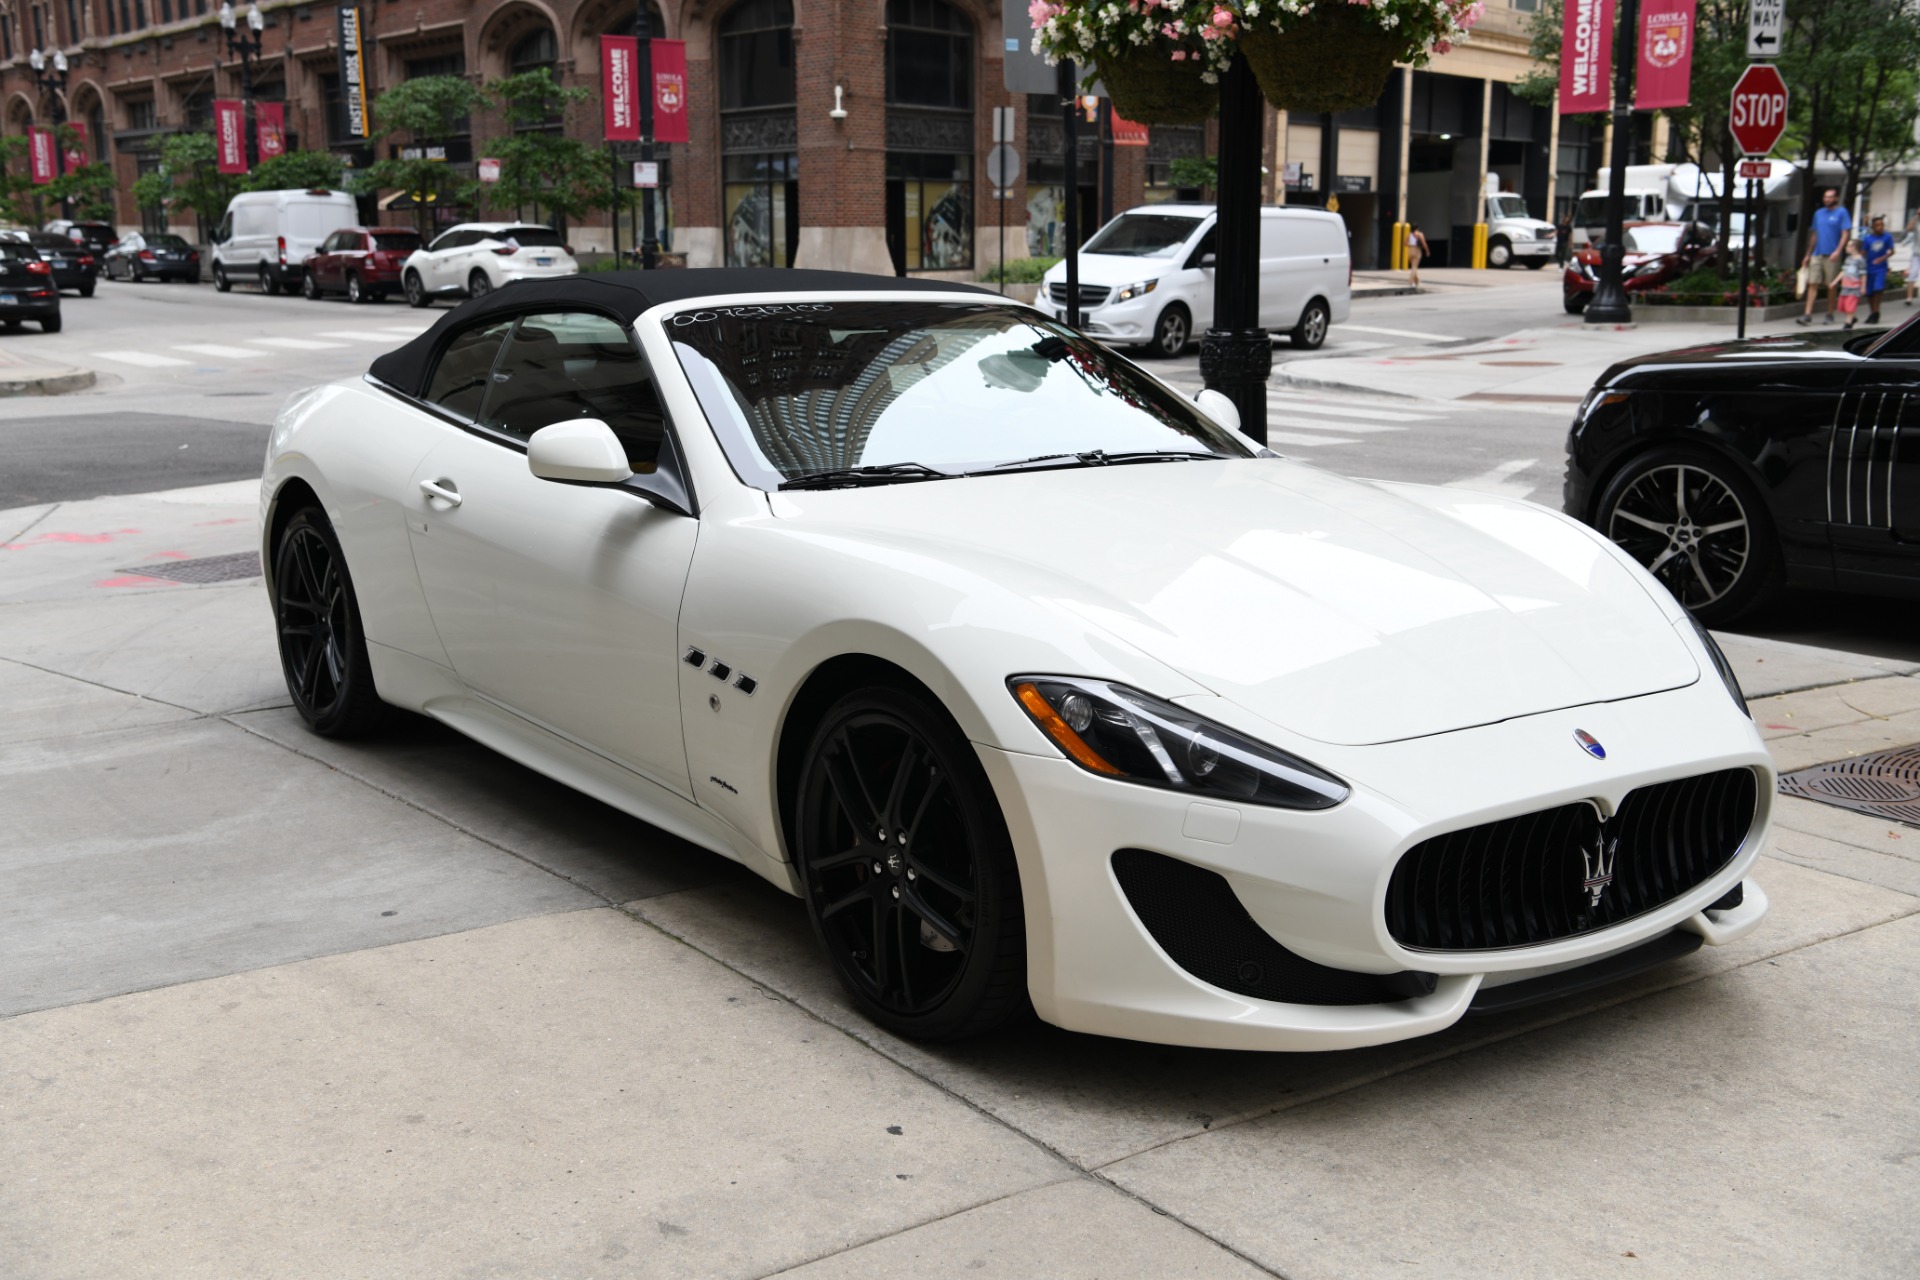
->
xmin=0 ymin=652 xmax=202 ymax=718
xmin=1 ymin=500 xmax=61 ymax=546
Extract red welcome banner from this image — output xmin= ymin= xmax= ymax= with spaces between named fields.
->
xmin=652 ymin=39 xmax=688 ymax=144
xmin=214 ymin=99 xmax=247 ymax=174
xmin=257 ymin=101 xmax=286 ymax=159
xmin=60 ymin=120 xmax=88 ymax=174
xmin=1635 ymin=0 xmax=1696 ymax=110
xmin=28 ymin=127 xmax=55 ymax=184
xmin=602 ymin=35 xmax=640 ymax=141
xmin=1558 ymin=0 xmax=1614 ymax=114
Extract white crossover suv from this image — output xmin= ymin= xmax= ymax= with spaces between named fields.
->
xmin=401 ymin=222 xmax=578 ymax=307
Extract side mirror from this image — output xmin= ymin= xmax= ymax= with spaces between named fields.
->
xmin=528 ymin=419 xmax=633 ymax=484
xmin=1194 ymin=388 xmax=1241 ymax=434
xmin=1198 ymin=252 xmax=1217 ymax=269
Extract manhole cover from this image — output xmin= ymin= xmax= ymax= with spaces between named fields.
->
xmin=1778 ymin=747 xmax=1920 ymax=827
xmin=118 ymin=551 xmax=261 ymax=584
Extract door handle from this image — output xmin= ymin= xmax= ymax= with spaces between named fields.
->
xmin=419 ymin=478 xmax=462 ymax=507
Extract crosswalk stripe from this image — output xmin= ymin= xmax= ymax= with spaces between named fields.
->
xmin=318 ymin=331 xmax=408 ymax=343
xmin=94 ymin=350 xmax=192 ymax=367
xmin=1340 ymin=323 xmax=1458 ymax=342
xmin=174 ymin=343 xmax=268 ymax=358
xmin=377 ymin=325 xmax=431 ymax=335
xmin=1267 ymin=430 xmax=1359 ymax=447
xmin=249 ymin=337 xmax=346 ymax=350
xmin=1267 ymin=414 xmax=1401 ymax=435
xmin=1265 ymin=400 xmax=1438 ymax=423
xmin=1324 ymin=340 xmax=1390 ymax=353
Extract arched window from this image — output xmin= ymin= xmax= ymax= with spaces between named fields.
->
xmin=510 ymin=28 xmax=558 ymax=74
xmin=718 ymin=0 xmax=792 ymax=111
xmin=886 ymin=0 xmax=970 ymax=111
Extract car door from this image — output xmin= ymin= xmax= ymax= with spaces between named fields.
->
xmin=1256 ymin=215 xmax=1308 ymax=330
xmin=420 ymin=230 xmax=460 ymax=289
xmin=1831 ymin=330 xmax=1920 ymax=592
xmin=404 ymin=308 xmax=698 ymax=795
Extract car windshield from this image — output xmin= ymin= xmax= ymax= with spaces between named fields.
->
xmin=372 ymin=231 xmax=421 ymax=251
xmin=0 ymin=243 xmax=36 ymax=261
xmin=668 ymin=300 xmax=1249 ymax=490
xmin=1080 ymin=214 xmax=1203 ymax=258
xmin=501 ymin=226 xmax=565 ymax=248
xmin=145 ymin=235 xmax=191 ymax=250
xmin=1488 ymin=195 xmax=1529 ymax=219
xmin=1623 ymin=226 xmax=1683 ymax=253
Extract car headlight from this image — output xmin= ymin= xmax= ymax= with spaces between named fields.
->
xmin=1510 ymin=227 xmax=1533 ymax=241
xmin=1686 ymin=616 xmax=1750 ymax=718
xmin=1008 ymin=676 xmax=1349 ymax=810
xmin=1113 ymin=280 xmax=1157 ymax=303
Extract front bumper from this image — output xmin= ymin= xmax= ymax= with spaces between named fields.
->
xmin=976 ymin=673 xmax=1771 ymax=1051
xmin=1039 ymin=288 xmax=1158 ymax=342
xmin=1509 ymin=240 xmax=1555 ymax=259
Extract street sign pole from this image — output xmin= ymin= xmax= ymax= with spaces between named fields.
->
xmin=1738 ymin=177 xmax=1756 ymax=338
xmin=1060 ymin=60 xmax=1080 ymax=329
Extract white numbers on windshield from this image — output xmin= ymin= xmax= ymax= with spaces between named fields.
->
xmin=668 ymin=304 xmax=835 ymax=327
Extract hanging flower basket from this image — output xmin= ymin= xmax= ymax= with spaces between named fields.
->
xmin=1237 ymin=7 xmax=1406 ymax=114
xmin=1094 ymin=44 xmax=1220 ymax=125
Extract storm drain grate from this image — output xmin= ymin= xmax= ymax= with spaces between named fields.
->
xmin=119 ymin=551 xmax=261 ymax=584
xmin=1778 ymin=746 xmax=1920 ymax=827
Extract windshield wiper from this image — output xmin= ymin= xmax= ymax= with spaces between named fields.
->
xmin=975 ymin=449 xmax=1224 ymax=475
xmin=779 ymin=462 xmax=956 ymax=490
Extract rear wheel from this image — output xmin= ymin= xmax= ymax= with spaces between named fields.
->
xmin=405 ymin=271 xmax=429 ymax=308
xmin=1488 ymin=237 xmax=1513 ymax=269
xmin=271 ymin=507 xmax=388 ymax=737
xmin=1564 ymin=292 xmax=1589 ymax=315
xmin=259 ymin=265 xmax=280 ymax=296
xmin=1290 ymin=297 xmax=1331 ymax=349
xmin=1595 ymin=448 xmax=1780 ymax=625
xmin=40 ymin=315 xmax=60 ymax=333
xmin=794 ymin=684 xmax=1027 ymax=1040
xmin=78 ymin=283 xmax=94 ymax=298
xmin=1146 ymin=303 xmax=1190 ymax=358
xmin=346 ymin=272 xmax=365 ymax=304
xmin=214 ymin=264 xmax=231 ymax=292
xmin=467 ymin=268 xmax=492 ymax=298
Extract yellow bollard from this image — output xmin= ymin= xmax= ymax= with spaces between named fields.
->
xmin=1471 ymin=222 xmax=1489 ymax=270
xmin=1390 ymin=221 xmax=1408 ymax=272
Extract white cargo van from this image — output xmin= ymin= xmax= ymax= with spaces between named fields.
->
xmin=1037 ymin=203 xmax=1351 ymax=357
xmin=210 ymin=188 xmax=358 ymax=295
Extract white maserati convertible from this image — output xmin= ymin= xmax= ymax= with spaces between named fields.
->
xmin=261 ymin=268 xmax=1771 ymax=1050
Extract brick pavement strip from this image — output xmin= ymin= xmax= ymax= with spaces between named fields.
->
xmin=2 ymin=484 xmax=1918 ymax=1275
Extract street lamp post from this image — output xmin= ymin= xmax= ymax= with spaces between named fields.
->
xmin=1198 ymin=53 xmax=1270 ymax=445
xmin=1584 ymin=0 xmax=1640 ymax=325
xmin=635 ymin=5 xmax=658 ymax=269
xmin=27 ymin=48 xmax=70 ymax=219
xmin=219 ymin=2 xmax=266 ymax=169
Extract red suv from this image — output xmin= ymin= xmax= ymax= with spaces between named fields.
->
xmin=301 ymin=226 xmax=424 ymax=304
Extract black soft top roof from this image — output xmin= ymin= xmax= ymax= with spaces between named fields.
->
xmin=367 ymin=267 xmax=994 ymax=398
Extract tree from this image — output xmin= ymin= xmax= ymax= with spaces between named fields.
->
xmin=244 ymin=149 xmax=346 ymax=193
xmin=354 ymin=75 xmax=489 ymax=238
xmin=129 ymin=132 xmax=244 ymax=240
xmin=0 ymin=136 xmax=42 ymax=226
xmin=480 ymin=69 xmax=607 ymax=228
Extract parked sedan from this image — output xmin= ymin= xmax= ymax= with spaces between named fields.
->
xmin=301 ymin=226 xmax=423 ymax=303
xmin=102 ymin=232 xmax=201 ymax=283
xmin=400 ymin=222 xmax=576 ymax=307
xmin=1563 ymin=221 xmax=1717 ymax=314
xmin=6 ymin=230 xmax=97 ymax=295
xmin=1567 ymin=317 xmax=1920 ymax=625
xmin=0 ymin=241 xmax=62 ymax=331
xmin=261 ymin=267 xmax=1770 ymax=1052
xmin=45 ymin=219 xmax=117 ymax=258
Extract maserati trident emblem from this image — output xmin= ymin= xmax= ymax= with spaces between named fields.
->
xmin=1573 ymin=728 xmax=1607 ymax=760
xmin=1581 ymin=833 xmax=1619 ymax=907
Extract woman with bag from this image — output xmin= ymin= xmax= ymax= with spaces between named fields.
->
xmin=1405 ymin=224 xmax=1429 ymax=290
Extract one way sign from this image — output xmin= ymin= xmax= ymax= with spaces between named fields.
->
xmin=1749 ymin=0 xmax=1784 ymax=57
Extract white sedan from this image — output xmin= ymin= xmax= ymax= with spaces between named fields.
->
xmin=260 ymin=269 xmax=1772 ymax=1050
xmin=400 ymin=221 xmax=577 ymax=307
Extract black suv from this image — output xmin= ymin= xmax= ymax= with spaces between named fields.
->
xmin=45 ymin=220 xmax=117 ymax=258
xmin=6 ymin=231 xmax=97 ymax=296
xmin=0 ymin=241 xmax=63 ymax=331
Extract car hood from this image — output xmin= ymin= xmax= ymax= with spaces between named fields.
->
xmin=1044 ymin=253 xmax=1189 ymax=288
xmin=775 ymin=462 xmax=1698 ymax=746
xmin=1607 ymin=329 xmax=1866 ymax=373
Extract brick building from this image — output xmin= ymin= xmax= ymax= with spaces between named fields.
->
xmin=0 ymin=0 xmax=1585 ymax=275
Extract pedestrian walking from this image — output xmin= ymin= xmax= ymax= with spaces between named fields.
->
xmin=1861 ymin=214 xmax=1896 ymax=323
xmin=1837 ymin=238 xmax=1867 ymax=330
xmin=1555 ymin=212 xmax=1573 ymax=267
xmin=1406 ymin=223 xmax=1429 ymax=290
xmin=1797 ymin=187 xmax=1852 ymax=326
xmin=1905 ymin=211 xmax=1920 ymax=307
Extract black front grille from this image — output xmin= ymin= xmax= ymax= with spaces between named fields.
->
xmin=1385 ymin=768 xmax=1758 ymax=951
xmin=1114 ymin=849 xmax=1436 ymax=1006
xmin=1047 ymin=282 xmax=1110 ymax=308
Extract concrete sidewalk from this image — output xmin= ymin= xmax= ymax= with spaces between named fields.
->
xmin=0 ymin=342 xmax=94 ymax=397
xmin=3 ymin=483 xmax=1917 ymax=1278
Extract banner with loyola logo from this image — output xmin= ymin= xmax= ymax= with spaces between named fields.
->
xmin=652 ymin=40 xmax=688 ymax=144
xmin=257 ymin=102 xmax=287 ymax=160
xmin=28 ymin=127 xmax=55 ymax=184
xmin=1635 ymin=0 xmax=1696 ymax=110
xmin=60 ymin=121 xmax=88 ymax=174
xmin=215 ymin=99 xmax=247 ymax=174
xmin=1558 ymin=0 xmax=1614 ymax=114
xmin=602 ymin=35 xmax=640 ymax=142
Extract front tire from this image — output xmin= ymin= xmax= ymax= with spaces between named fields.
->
xmin=214 ymin=264 xmax=232 ymax=292
xmin=271 ymin=507 xmax=388 ymax=737
xmin=302 ymin=272 xmax=322 ymax=300
xmin=40 ymin=315 xmax=60 ymax=333
xmin=405 ymin=271 xmax=429 ymax=308
xmin=1488 ymin=237 xmax=1513 ymax=269
xmin=1146 ymin=303 xmax=1190 ymax=358
xmin=794 ymin=684 xmax=1027 ymax=1041
xmin=346 ymin=272 xmax=365 ymax=304
xmin=1290 ymin=297 xmax=1331 ymax=349
xmin=1594 ymin=447 xmax=1781 ymax=625
xmin=1564 ymin=292 xmax=1590 ymax=315
xmin=467 ymin=268 xmax=493 ymax=298
xmin=259 ymin=265 xmax=280 ymax=296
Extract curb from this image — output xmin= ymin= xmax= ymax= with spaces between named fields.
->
xmin=1271 ymin=366 xmax=1423 ymax=400
xmin=0 ymin=365 xmax=95 ymax=397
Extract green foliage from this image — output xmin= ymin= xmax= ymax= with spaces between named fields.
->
xmin=1779 ymin=0 xmax=1920 ymax=220
xmin=245 ymin=149 xmax=345 ymax=193
xmin=128 ymin=133 xmax=242 ymax=238
xmin=481 ymin=70 xmax=612 ymax=225
xmin=977 ymin=256 xmax=1061 ymax=284
xmin=1641 ymin=264 xmax=1796 ymax=306
xmin=1169 ymin=155 xmax=1217 ymax=191
xmin=355 ymin=75 xmax=492 ymax=236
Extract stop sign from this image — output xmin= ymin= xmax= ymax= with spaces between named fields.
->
xmin=1730 ymin=64 xmax=1789 ymax=157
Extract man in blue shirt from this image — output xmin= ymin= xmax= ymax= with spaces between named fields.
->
xmin=1861 ymin=213 xmax=1896 ymax=323
xmin=1800 ymin=188 xmax=1852 ymax=325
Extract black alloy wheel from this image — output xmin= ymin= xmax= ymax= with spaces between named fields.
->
xmin=1290 ymin=297 xmax=1331 ymax=349
xmin=467 ymin=269 xmax=493 ymax=298
xmin=1597 ymin=448 xmax=1780 ymax=625
xmin=794 ymin=685 xmax=1027 ymax=1040
xmin=78 ymin=282 xmax=94 ymax=298
xmin=405 ymin=271 xmax=429 ymax=308
xmin=346 ymin=273 xmax=365 ymax=304
xmin=1564 ymin=291 xmax=1589 ymax=315
xmin=302 ymin=272 xmax=322 ymax=300
xmin=271 ymin=508 xmax=388 ymax=737
xmin=1148 ymin=304 xmax=1190 ymax=358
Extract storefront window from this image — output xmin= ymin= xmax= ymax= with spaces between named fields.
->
xmin=725 ymin=152 xmax=795 ymax=268
xmin=719 ymin=0 xmax=797 ymax=266
xmin=885 ymin=0 xmax=972 ymax=272
xmin=887 ymin=0 xmax=970 ymax=109
xmin=719 ymin=0 xmax=793 ymax=110
xmin=888 ymin=153 xmax=972 ymax=270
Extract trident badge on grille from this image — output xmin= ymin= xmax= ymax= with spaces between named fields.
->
xmin=1581 ymin=833 xmax=1620 ymax=907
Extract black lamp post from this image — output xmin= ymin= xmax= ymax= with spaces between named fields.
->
xmin=1198 ymin=52 xmax=1270 ymax=445
xmin=635 ymin=5 xmax=658 ymax=269
xmin=27 ymin=48 xmax=70 ymax=218
xmin=219 ymin=1 xmax=266 ymax=169
xmin=1584 ymin=0 xmax=1640 ymax=324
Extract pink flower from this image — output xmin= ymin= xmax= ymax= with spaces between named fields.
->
xmin=1210 ymin=6 xmax=1234 ymax=26
xmin=1171 ymin=49 xmax=1188 ymax=59
xmin=1162 ymin=20 xmax=1182 ymax=36
xmin=1028 ymin=0 xmax=1058 ymax=24
xmin=1433 ymin=38 xmax=1453 ymax=53
xmin=1460 ymin=1 xmax=1484 ymax=25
